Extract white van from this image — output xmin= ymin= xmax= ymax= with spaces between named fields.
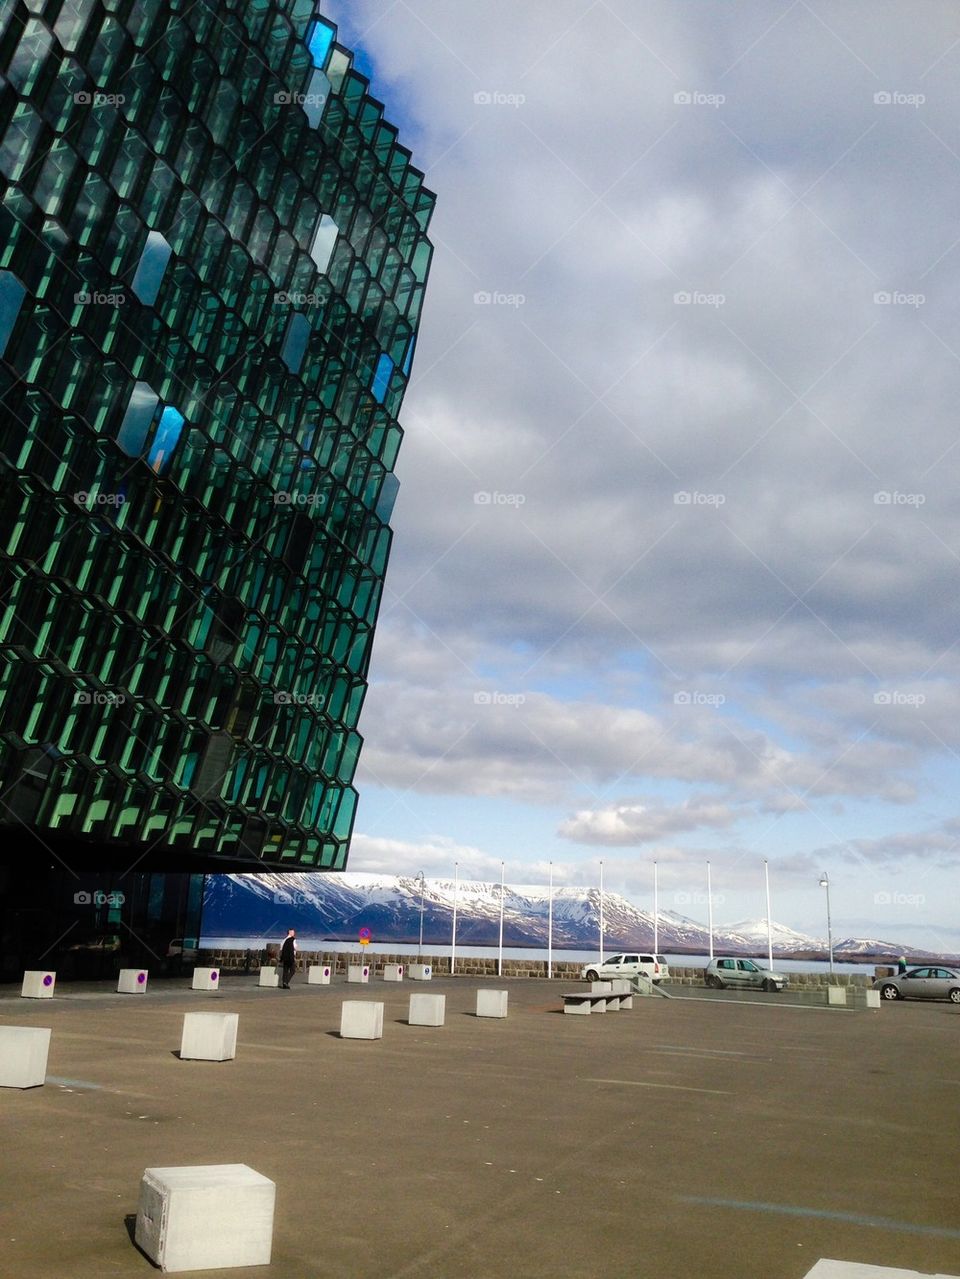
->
xmin=579 ymin=953 xmax=669 ymax=985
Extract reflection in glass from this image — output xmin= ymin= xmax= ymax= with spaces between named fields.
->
xmin=131 ymin=230 xmax=173 ymax=306
xmin=116 ymin=381 xmax=159 ymax=456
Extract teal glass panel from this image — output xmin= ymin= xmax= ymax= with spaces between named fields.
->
xmin=116 ymin=382 xmax=159 ymax=456
xmin=0 ymin=271 xmax=27 ymax=356
xmin=131 ymin=231 xmax=173 ymax=306
xmin=281 ymin=312 xmax=310 ymax=373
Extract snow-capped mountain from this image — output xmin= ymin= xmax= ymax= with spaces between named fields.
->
xmin=201 ymin=872 xmax=944 ymax=959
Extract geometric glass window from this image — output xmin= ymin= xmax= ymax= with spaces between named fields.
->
xmin=303 ymin=68 xmax=330 ymax=129
xmin=375 ymin=472 xmax=399 ymax=523
xmin=116 ymin=381 xmax=159 ymax=456
xmin=0 ymin=270 xmax=27 ymax=358
xmin=281 ymin=312 xmax=311 ymax=374
xmin=401 ymin=335 xmax=416 ymax=378
xmin=309 ymin=214 xmax=338 ymax=273
xmin=131 ymin=231 xmax=173 ymax=307
xmin=307 ymin=19 xmax=335 ymax=68
xmin=371 ymin=352 xmax=393 ymax=403
xmin=147 ymin=405 xmax=185 ymax=474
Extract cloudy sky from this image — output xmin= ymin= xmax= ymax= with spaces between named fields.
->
xmin=322 ymin=0 xmax=960 ymax=950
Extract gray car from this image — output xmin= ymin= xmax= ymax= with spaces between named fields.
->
xmin=873 ymin=966 xmax=960 ymax=1002
xmin=704 ymin=957 xmax=787 ymax=992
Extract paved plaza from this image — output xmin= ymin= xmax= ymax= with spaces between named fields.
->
xmin=1 ymin=975 xmax=958 ymax=1278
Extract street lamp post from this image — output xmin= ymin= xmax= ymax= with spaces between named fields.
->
xmin=819 ymin=873 xmax=834 ymax=976
xmin=416 ymin=871 xmax=425 ymax=960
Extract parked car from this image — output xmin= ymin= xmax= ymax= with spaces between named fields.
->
xmin=579 ymin=953 xmax=669 ymax=984
xmin=166 ymin=938 xmax=199 ymax=961
xmin=873 ymin=966 xmax=960 ymax=1002
xmin=705 ymin=957 xmax=786 ymax=992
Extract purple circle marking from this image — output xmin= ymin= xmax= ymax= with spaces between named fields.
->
xmin=210 ymin=971 xmax=218 ymax=982
xmin=324 ymin=967 xmax=330 ymax=976
xmin=358 ymin=927 xmax=371 ymax=941
xmin=137 ymin=972 xmax=146 ymax=984
xmin=363 ymin=967 xmax=369 ymax=976
xmin=42 ymin=974 xmax=53 ymax=987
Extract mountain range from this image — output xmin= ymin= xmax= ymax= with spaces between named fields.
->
xmin=201 ymin=872 xmax=943 ymax=961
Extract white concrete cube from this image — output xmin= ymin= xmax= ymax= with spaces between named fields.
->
xmin=564 ymin=998 xmax=591 ymax=1015
xmin=618 ymin=995 xmax=634 ymax=1009
xmin=135 ymin=1163 xmax=275 ymax=1272
xmin=21 ymin=970 xmax=55 ymax=998
xmin=180 ymin=1012 xmax=238 ymax=1062
xmin=118 ymin=969 xmax=149 ymax=994
xmin=258 ymin=967 xmax=279 ymax=988
xmin=476 ymin=989 xmax=508 ymax=1018
xmin=340 ymin=1001 xmax=384 ymax=1039
xmin=609 ymin=980 xmax=632 ymax=994
xmin=383 ymin=964 xmax=404 ymax=982
xmin=828 ymin=985 xmax=847 ymax=1006
xmin=307 ymin=965 xmax=332 ymax=984
xmin=865 ymin=989 xmax=881 ymax=1008
xmin=0 ymin=1026 xmax=51 ymax=1088
xmin=409 ymin=993 xmax=445 ymax=1027
xmin=590 ymin=981 xmax=613 ymax=992
xmin=407 ymin=963 xmax=432 ymax=980
xmin=191 ymin=968 xmax=220 ymax=991
xmin=347 ymin=965 xmax=369 ymax=984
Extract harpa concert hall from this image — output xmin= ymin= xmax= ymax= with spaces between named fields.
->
xmin=0 ymin=0 xmax=434 ymax=975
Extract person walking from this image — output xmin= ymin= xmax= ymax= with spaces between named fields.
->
xmin=279 ymin=928 xmax=297 ymax=988
xmin=897 ymin=955 xmax=908 ymax=975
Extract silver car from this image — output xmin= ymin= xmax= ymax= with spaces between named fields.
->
xmin=873 ymin=966 xmax=960 ymax=1002
xmin=704 ymin=957 xmax=786 ymax=992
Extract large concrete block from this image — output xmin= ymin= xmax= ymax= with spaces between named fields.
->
xmin=307 ymin=965 xmax=332 ymax=984
xmin=563 ymin=998 xmax=592 ymax=1015
xmin=407 ymin=964 xmax=432 ymax=980
xmin=0 ymin=1026 xmax=51 ymax=1088
xmin=864 ymin=989 xmax=881 ymax=1009
xmin=180 ymin=1012 xmax=238 ymax=1062
xmin=827 ymin=985 xmax=847 ymax=1006
xmin=347 ymin=965 xmax=370 ymax=984
xmin=590 ymin=981 xmax=613 ymax=992
xmin=135 ymin=1163 xmax=275 ymax=1272
xmin=383 ymin=964 xmax=404 ymax=982
xmin=409 ymin=993 xmax=445 ymax=1027
xmin=191 ymin=968 xmax=220 ymax=992
xmin=340 ymin=1001 xmax=384 ymax=1039
xmin=118 ymin=969 xmax=149 ymax=994
xmin=609 ymin=980 xmax=632 ymax=995
xmin=258 ymin=967 xmax=279 ymax=988
xmin=476 ymin=989 xmax=508 ymax=1018
xmin=803 ymin=1261 xmax=960 ymax=1277
xmin=21 ymin=971 xmax=55 ymax=998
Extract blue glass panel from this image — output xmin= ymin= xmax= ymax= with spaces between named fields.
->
xmin=307 ymin=19 xmax=335 ymax=68
xmin=131 ymin=231 xmax=173 ymax=307
xmin=309 ymin=214 xmax=338 ymax=272
xmin=147 ymin=405 xmax=185 ymax=474
xmin=371 ymin=352 xmax=393 ymax=403
xmin=116 ymin=382 xmax=159 ymax=456
xmin=0 ymin=270 xmax=27 ymax=357
xmin=401 ymin=335 xmax=416 ymax=378
xmin=281 ymin=312 xmax=310 ymax=374
xmin=375 ymin=473 xmax=399 ymax=523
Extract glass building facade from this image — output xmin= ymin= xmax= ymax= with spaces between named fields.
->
xmin=0 ymin=0 xmax=435 ymax=885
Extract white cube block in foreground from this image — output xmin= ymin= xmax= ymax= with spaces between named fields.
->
xmin=118 ymin=969 xmax=148 ymax=994
xmin=407 ymin=963 xmax=432 ymax=980
xmin=307 ymin=965 xmax=332 ymax=984
xmin=191 ymin=968 xmax=220 ymax=991
xmin=135 ymin=1163 xmax=275 ymax=1272
xmin=340 ymin=1001 xmax=383 ymax=1039
xmin=864 ymin=989 xmax=881 ymax=1009
xmin=21 ymin=970 xmax=55 ymax=998
xmin=409 ymin=993 xmax=445 ymax=1027
xmin=258 ymin=967 xmax=279 ymax=988
xmin=383 ymin=964 xmax=404 ymax=982
xmin=0 ymin=1026 xmax=51 ymax=1088
xmin=347 ymin=965 xmax=369 ymax=984
xmin=180 ymin=1013 xmax=238 ymax=1061
xmin=476 ymin=990 xmax=508 ymax=1018
xmin=827 ymin=985 xmax=847 ymax=1006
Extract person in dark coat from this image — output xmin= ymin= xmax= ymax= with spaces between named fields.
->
xmin=279 ymin=928 xmax=297 ymax=988
xmin=897 ymin=955 xmax=908 ymax=975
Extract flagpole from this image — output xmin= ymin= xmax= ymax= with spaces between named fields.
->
xmin=764 ymin=859 xmax=773 ymax=971
xmin=497 ymin=861 xmax=505 ymax=977
xmin=599 ymin=860 xmax=604 ymax=962
xmin=707 ymin=860 xmax=714 ymax=961
xmin=547 ymin=862 xmax=554 ymax=980
xmin=654 ymin=859 xmax=659 ymax=954
xmin=451 ymin=861 xmax=458 ymax=976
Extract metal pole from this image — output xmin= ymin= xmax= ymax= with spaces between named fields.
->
xmin=653 ymin=860 xmax=659 ymax=955
xmin=599 ymin=860 xmax=604 ymax=962
xmin=764 ymin=859 xmax=773 ymax=971
xmin=820 ymin=873 xmax=834 ymax=976
xmin=547 ymin=862 xmax=553 ymax=980
xmin=707 ymin=860 xmax=714 ymax=961
xmin=451 ymin=862 xmax=458 ymax=976
xmin=417 ymin=871 xmax=425 ymax=961
xmin=497 ymin=861 xmax=504 ymax=977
